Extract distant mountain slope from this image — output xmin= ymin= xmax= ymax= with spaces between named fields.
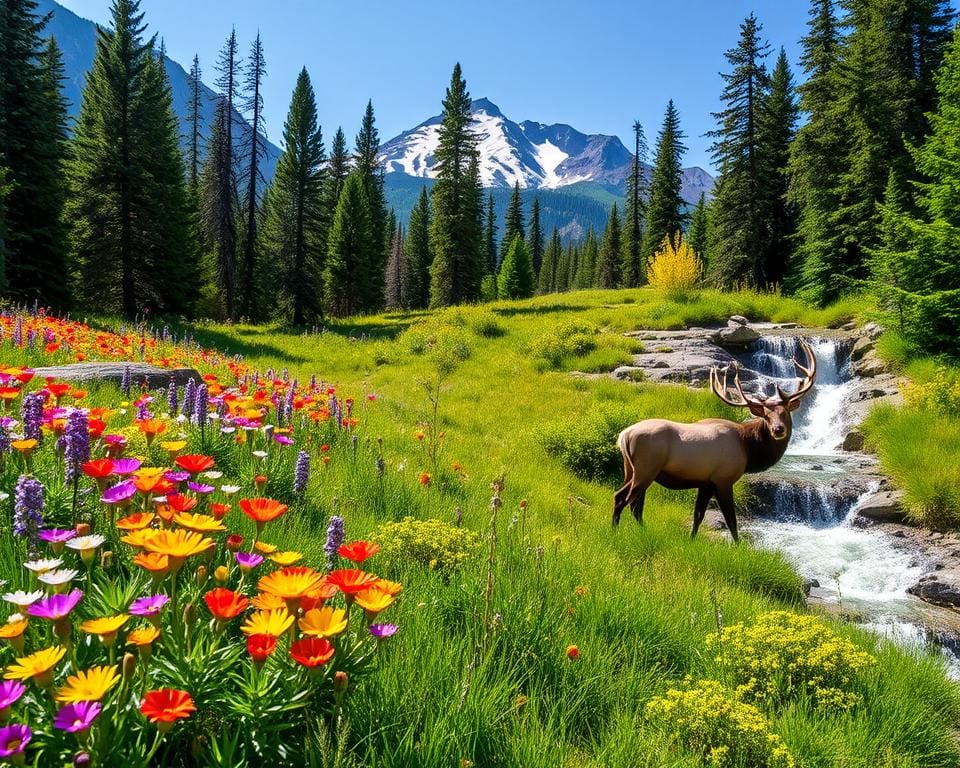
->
xmin=39 ymin=0 xmax=280 ymax=180
xmin=380 ymin=97 xmax=714 ymax=199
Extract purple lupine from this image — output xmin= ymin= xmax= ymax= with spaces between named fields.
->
xmin=167 ymin=377 xmax=178 ymax=416
xmin=26 ymin=330 xmax=35 ymax=350
xmin=0 ymin=426 xmax=10 ymax=455
xmin=12 ymin=316 xmax=22 ymax=347
xmin=323 ymin=515 xmax=344 ymax=570
xmin=20 ymin=391 xmax=44 ymax=443
xmin=135 ymin=399 xmax=150 ymax=420
xmin=181 ymin=378 xmax=197 ymax=418
xmin=274 ymin=396 xmax=284 ymax=427
xmin=294 ymin=450 xmax=310 ymax=495
xmin=63 ymin=409 xmax=90 ymax=483
xmin=120 ymin=365 xmax=131 ymax=398
xmin=194 ymin=383 xmax=208 ymax=426
xmin=284 ymin=387 xmax=295 ymax=425
xmin=14 ymin=475 xmax=44 ymax=551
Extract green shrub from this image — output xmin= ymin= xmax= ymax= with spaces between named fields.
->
xmin=706 ymin=611 xmax=876 ymax=710
xmin=533 ymin=320 xmax=599 ymax=369
xmin=538 ymin=401 xmax=632 ymax=480
xmin=375 ymin=516 xmax=482 ymax=574
xmin=467 ymin=310 xmax=505 ymax=338
xmin=645 ymin=678 xmax=795 ymax=768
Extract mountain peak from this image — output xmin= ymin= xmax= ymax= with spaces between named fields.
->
xmin=470 ymin=97 xmax=503 ymax=117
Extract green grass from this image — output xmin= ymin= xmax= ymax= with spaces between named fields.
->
xmin=154 ymin=287 xmax=960 ymax=766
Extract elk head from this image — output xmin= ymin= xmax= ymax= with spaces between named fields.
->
xmin=708 ymin=339 xmax=817 ymax=441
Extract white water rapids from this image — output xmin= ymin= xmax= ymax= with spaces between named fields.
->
xmin=743 ymin=337 xmax=959 ymax=673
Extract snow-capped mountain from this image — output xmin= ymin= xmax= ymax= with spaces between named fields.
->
xmin=380 ymin=98 xmax=713 ymax=200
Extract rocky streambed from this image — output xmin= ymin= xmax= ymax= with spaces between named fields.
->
xmin=605 ymin=317 xmax=960 ymax=671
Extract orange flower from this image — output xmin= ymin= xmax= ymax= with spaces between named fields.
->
xmin=173 ymin=513 xmax=226 ymax=533
xmin=136 ymin=419 xmax=167 ymax=445
xmin=326 ymin=569 xmax=379 ymax=597
xmin=116 ymin=512 xmax=156 ymax=531
xmin=203 ymin=588 xmax=249 ymax=622
xmin=175 ymin=455 xmax=215 ymax=474
xmin=250 ymin=592 xmax=286 ymax=611
xmin=246 ymin=633 xmax=277 ymax=665
xmin=140 ymin=689 xmax=196 ymax=732
xmin=418 ymin=472 xmax=431 ymax=486
xmin=374 ymin=579 xmax=403 ymax=596
xmin=122 ymin=529 xmax=159 ymax=550
xmin=566 ymin=645 xmax=580 ymax=660
xmin=289 ymin=637 xmax=334 ymax=668
xmin=143 ymin=530 xmax=214 ymax=570
xmin=354 ymin=587 xmax=395 ymax=619
xmin=133 ymin=551 xmax=169 ymax=578
xmin=239 ymin=498 xmax=287 ymax=531
xmin=337 ymin=541 xmax=380 ymax=564
xmin=257 ymin=567 xmax=324 ymax=605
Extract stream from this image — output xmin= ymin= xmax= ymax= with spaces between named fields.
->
xmin=742 ymin=336 xmax=960 ymax=674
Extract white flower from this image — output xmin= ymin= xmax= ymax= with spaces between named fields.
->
xmin=38 ymin=569 xmax=79 ymax=587
xmin=252 ymin=450 xmax=268 ymax=460
xmin=66 ymin=534 xmax=106 ymax=552
xmin=220 ymin=485 xmax=241 ymax=495
xmin=2 ymin=590 xmax=44 ymax=608
xmin=202 ymin=471 xmax=223 ymax=480
xmin=152 ymin=496 xmax=168 ymax=504
xmin=23 ymin=558 xmax=63 ymax=574
xmin=0 ymin=492 xmax=10 ymax=503
xmin=220 ymin=426 xmax=236 ymax=435
xmin=7 ymin=612 xmax=24 ymax=624
xmin=176 ymin=414 xmax=187 ymax=423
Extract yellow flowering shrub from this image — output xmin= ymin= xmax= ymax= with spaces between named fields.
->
xmin=645 ymin=679 xmax=794 ymax=768
xmin=706 ymin=611 xmax=876 ymax=710
xmin=902 ymin=366 xmax=960 ymax=415
xmin=647 ymin=232 xmax=702 ymax=301
xmin=375 ymin=517 xmax=481 ymax=574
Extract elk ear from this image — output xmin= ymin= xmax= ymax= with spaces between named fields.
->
xmin=747 ymin=402 xmax=767 ymax=418
xmin=786 ymin=397 xmax=803 ymax=412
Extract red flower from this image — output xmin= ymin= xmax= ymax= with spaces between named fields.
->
xmin=326 ymin=569 xmax=378 ymax=595
xmin=140 ymin=689 xmax=196 ymax=732
xmin=165 ymin=494 xmax=197 ymax=514
xmin=175 ymin=455 xmax=216 ymax=474
xmin=239 ymin=498 xmax=287 ymax=526
xmin=82 ymin=459 xmax=115 ymax=479
xmin=226 ymin=534 xmax=244 ymax=552
xmin=210 ymin=503 xmax=231 ymax=521
xmin=337 ymin=541 xmax=380 ymax=564
xmin=418 ymin=472 xmax=431 ymax=486
xmin=566 ymin=645 xmax=580 ymax=660
xmin=247 ymin=633 xmax=277 ymax=664
xmin=203 ymin=588 xmax=249 ymax=621
xmin=289 ymin=637 xmax=335 ymax=668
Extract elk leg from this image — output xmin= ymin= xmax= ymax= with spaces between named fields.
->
xmin=714 ymin=485 xmax=739 ymax=543
xmin=691 ymin=485 xmax=713 ymax=539
xmin=612 ymin=482 xmax=631 ymax=526
xmin=630 ymin=486 xmax=647 ymax=524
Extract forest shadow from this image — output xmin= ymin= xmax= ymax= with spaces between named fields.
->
xmin=492 ymin=303 xmax=591 ymax=318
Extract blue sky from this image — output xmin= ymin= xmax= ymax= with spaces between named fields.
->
xmin=57 ymin=0 xmax=812 ymax=170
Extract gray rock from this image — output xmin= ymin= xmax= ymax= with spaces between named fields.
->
xmin=852 ymin=351 xmax=886 ymax=378
xmin=863 ymin=322 xmax=885 ymax=341
xmin=850 ymin=335 xmax=876 ymax=362
xmin=728 ymin=315 xmax=750 ymax=327
xmin=33 ymin=363 xmax=202 ymax=390
xmin=856 ymin=490 xmax=905 ymax=522
xmin=841 ymin=320 xmax=858 ymax=331
xmin=908 ymin=577 xmax=960 ymax=609
xmin=709 ymin=325 xmax=760 ymax=347
xmin=842 ymin=430 xmax=865 ymax=452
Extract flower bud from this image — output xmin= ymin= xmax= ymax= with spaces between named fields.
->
xmin=100 ymin=550 xmax=113 ymax=570
xmin=122 ymin=652 xmax=137 ymax=680
xmin=333 ymin=670 xmax=349 ymax=695
xmin=75 ymin=522 xmax=91 ymax=537
xmin=183 ymin=601 xmax=197 ymax=630
xmin=74 ymin=753 xmax=92 ymax=768
xmin=214 ymin=565 xmax=229 ymax=585
xmin=194 ymin=565 xmax=208 ymax=586
xmin=227 ymin=534 xmax=243 ymax=552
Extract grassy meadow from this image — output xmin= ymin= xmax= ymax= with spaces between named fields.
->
xmin=2 ymin=287 xmax=958 ymax=767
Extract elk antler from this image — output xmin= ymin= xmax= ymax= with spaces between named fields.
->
xmin=709 ymin=362 xmax=765 ymax=408
xmin=785 ymin=339 xmax=817 ymax=403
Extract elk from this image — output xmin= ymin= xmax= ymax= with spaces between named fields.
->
xmin=612 ymin=340 xmax=816 ymax=542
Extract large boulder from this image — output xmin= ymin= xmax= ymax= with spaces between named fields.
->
xmin=850 ymin=335 xmax=875 ymax=362
xmin=33 ymin=363 xmax=202 ymax=390
xmin=727 ymin=315 xmax=750 ymax=327
xmin=908 ymin=576 xmax=960 ymax=609
xmin=709 ymin=324 xmax=760 ymax=347
xmin=841 ymin=429 xmax=865 ymax=452
xmin=852 ymin=351 xmax=886 ymax=378
xmin=863 ymin=322 xmax=885 ymax=341
xmin=856 ymin=490 xmax=905 ymax=522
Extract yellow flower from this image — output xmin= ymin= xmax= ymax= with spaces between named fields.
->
xmin=121 ymin=529 xmax=158 ymax=549
xmin=116 ymin=513 xmax=156 ymax=531
xmin=253 ymin=541 xmax=277 ymax=554
xmin=57 ymin=664 xmax=121 ymax=703
xmin=173 ymin=512 xmax=227 ymax=533
xmin=250 ymin=592 xmax=286 ymax=611
xmin=267 ymin=551 xmax=303 ymax=566
xmin=257 ymin=567 xmax=324 ymax=601
xmin=80 ymin=615 xmax=129 ymax=647
xmin=143 ymin=529 xmax=214 ymax=569
xmin=160 ymin=440 xmax=187 ymax=455
xmin=374 ymin=578 xmax=403 ymax=596
xmin=354 ymin=587 xmax=395 ymax=617
xmin=240 ymin=609 xmax=293 ymax=637
xmin=127 ymin=626 xmax=160 ymax=647
xmin=298 ymin=607 xmax=348 ymax=638
xmin=5 ymin=645 xmax=66 ymax=685
xmin=0 ymin=620 xmax=29 ymax=641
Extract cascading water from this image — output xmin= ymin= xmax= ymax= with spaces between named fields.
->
xmin=744 ymin=335 xmax=960 ymax=674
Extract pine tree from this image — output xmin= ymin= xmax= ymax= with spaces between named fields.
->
xmin=354 ymin=101 xmax=387 ymax=312
xmin=215 ymin=28 xmax=239 ymax=178
xmin=497 ymin=235 xmax=534 ymax=299
xmin=538 ymin=228 xmax=561 ymax=294
xmin=326 ymin=127 xmax=349 ymax=209
xmin=501 ymin=182 xmax=525 ymax=262
xmin=429 ymin=63 xmax=484 ymax=306
xmin=261 ymin=68 xmax=326 ymax=325
xmin=688 ymin=193 xmax=709 ymax=268
xmin=642 ymin=101 xmax=687 ymax=268
xmin=66 ymin=0 xmax=193 ymax=317
xmin=239 ymin=33 xmax=266 ymax=318
xmin=0 ymin=1 xmax=69 ymax=307
xmin=0 ymin=165 xmax=10 ymax=289
xmin=706 ymin=13 xmax=771 ymax=288
xmin=576 ymin=227 xmax=599 ymax=288
xmin=527 ymin=197 xmax=544 ymax=277
xmin=186 ymin=54 xmax=203 ymax=189
xmin=758 ymin=48 xmax=799 ymax=287
xmin=385 ymin=223 xmax=405 ymax=310
xmin=484 ymin=192 xmax=497 ymax=275
xmin=597 ymin=203 xmax=622 ymax=288
xmin=201 ymin=102 xmax=237 ymax=318
xmin=324 ymin=172 xmax=372 ymax=317
xmin=621 ymin=121 xmax=648 ymax=287
xmin=403 ymin=186 xmax=431 ymax=309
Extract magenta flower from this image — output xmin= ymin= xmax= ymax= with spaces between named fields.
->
xmin=38 ymin=528 xmax=76 ymax=545
xmin=369 ymin=623 xmax=398 ymax=640
xmin=129 ymin=594 xmax=169 ymax=618
xmin=28 ymin=589 xmax=83 ymax=620
xmin=273 ymin=434 xmax=294 ymax=446
xmin=101 ymin=480 xmax=136 ymax=505
xmin=164 ymin=470 xmax=190 ymax=483
xmin=0 ymin=723 xmax=30 ymax=758
xmin=109 ymin=458 xmax=141 ymax=476
xmin=187 ymin=481 xmax=214 ymax=495
xmin=235 ymin=552 xmax=263 ymax=571
xmin=54 ymin=701 xmax=101 ymax=733
xmin=0 ymin=681 xmax=26 ymax=710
